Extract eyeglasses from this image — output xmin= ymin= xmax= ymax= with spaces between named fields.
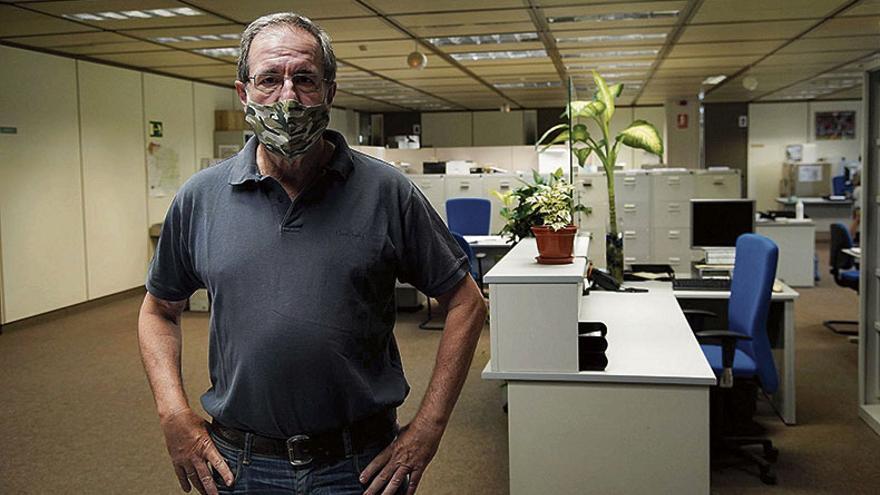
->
xmin=247 ymin=72 xmax=327 ymax=95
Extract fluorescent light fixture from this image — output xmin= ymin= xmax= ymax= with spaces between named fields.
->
xmin=63 ymin=7 xmax=204 ymax=21
xmin=556 ymin=33 xmax=667 ymax=44
xmin=153 ymin=33 xmax=241 ymax=43
xmin=702 ymin=75 xmax=727 ymax=85
xmin=450 ymin=50 xmax=546 ymax=61
xmin=427 ymin=32 xmax=539 ymax=46
xmin=493 ymin=81 xmax=561 ymax=89
xmin=548 ymin=10 xmax=679 ymax=24
xmin=194 ymin=47 xmax=239 ymax=58
xmin=561 ymin=49 xmax=658 ymax=59
xmin=566 ymin=61 xmax=653 ymax=70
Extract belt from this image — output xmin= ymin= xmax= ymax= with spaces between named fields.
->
xmin=209 ymin=410 xmax=397 ymax=467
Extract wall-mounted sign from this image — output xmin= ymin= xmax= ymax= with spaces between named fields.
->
xmin=1 ymin=126 xmax=17 ymax=134
xmin=149 ymin=121 xmax=163 ymax=138
xmin=738 ymin=115 xmax=748 ymax=128
xmin=676 ymin=113 xmax=688 ymax=129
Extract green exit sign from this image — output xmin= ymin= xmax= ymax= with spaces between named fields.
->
xmin=0 ymin=127 xmax=17 ymax=134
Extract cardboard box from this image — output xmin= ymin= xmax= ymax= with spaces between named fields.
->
xmin=215 ymin=110 xmax=246 ymax=131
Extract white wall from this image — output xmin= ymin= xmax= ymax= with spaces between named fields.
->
xmin=0 ymin=45 xmax=237 ymax=324
xmin=422 ymin=112 xmax=473 ymax=147
xmin=78 ymin=61 xmax=149 ymax=299
xmin=747 ymin=100 xmax=863 ymax=211
xmin=472 ymin=111 xmax=526 ymax=146
xmin=665 ymin=99 xmax=701 ymax=168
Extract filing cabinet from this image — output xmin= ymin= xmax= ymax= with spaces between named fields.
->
xmin=694 ymin=169 xmax=742 ymax=199
xmin=484 ymin=174 xmax=518 ymax=234
xmin=445 ymin=175 xmax=486 ymax=200
xmin=410 ymin=175 xmax=446 ymax=221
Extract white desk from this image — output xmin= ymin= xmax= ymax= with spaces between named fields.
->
xmin=674 ymin=282 xmax=800 ymax=424
xmin=843 ymin=247 xmax=861 ymax=261
xmin=776 ymin=197 xmax=853 ymax=236
xmin=482 ymin=240 xmax=714 ymax=494
xmin=755 ymin=219 xmax=816 ymax=287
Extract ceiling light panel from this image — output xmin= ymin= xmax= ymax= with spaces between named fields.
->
xmin=427 ymin=32 xmax=539 ymax=46
xmin=450 ymin=49 xmax=547 ymax=62
xmin=556 ymin=33 xmax=667 ymax=44
xmin=559 ymin=49 xmax=660 ymax=59
xmin=152 ymin=33 xmax=240 ymax=44
xmin=547 ymin=10 xmax=679 ymax=24
xmin=677 ymin=20 xmax=813 ymax=43
xmin=193 ymin=47 xmax=239 ymax=58
xmin=182 ymin=0 xmax=372 ymax=21
xmin=61 ymin=8 xmax=204 ymax=22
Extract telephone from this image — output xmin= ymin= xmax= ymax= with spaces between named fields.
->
xmin=586 ymin=264 xmax=648 ymax=293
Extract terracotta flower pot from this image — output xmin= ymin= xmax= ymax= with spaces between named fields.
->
xmin=531 ymin=225 xmax=578 ymax=264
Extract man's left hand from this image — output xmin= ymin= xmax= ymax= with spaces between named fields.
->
xmin=359 ymin=418 xmax=445 ymax=495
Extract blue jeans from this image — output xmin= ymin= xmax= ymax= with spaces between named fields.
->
xmin=209 ymin=429 xmax=407 ymax=494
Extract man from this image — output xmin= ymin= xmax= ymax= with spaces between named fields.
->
xmin=138 ymin=12 xmax=486 ymax=495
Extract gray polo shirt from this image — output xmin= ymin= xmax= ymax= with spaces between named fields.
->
xmin=146 ymin=130 xmax=468 ymax=438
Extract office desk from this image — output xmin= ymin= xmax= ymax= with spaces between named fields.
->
xmin=482 ymin=241 xmax=714 ymax=494
xmin=843 ymin=247 xmax=861 ymax=261
xmin=776 ymin=197 xmax=853 ymax=237
xmin=674 ymin=282 xmax=799 ymax=424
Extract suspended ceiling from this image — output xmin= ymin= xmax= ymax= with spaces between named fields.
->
xmin=1 ymin=0 xmax=878 ymax=112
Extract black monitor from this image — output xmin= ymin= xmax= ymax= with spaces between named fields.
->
xmin=691 ymin=199 xmax=756 ymax=248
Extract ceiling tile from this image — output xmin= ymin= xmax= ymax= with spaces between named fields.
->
xmin=406 ymin=22 xmax=536 ymax=38
xmin=159 ymin=64 xmax=237 ymax=78
xmin=53 ymin=40 xmax=164 ymax=55
xmin=317 ymin=17 xmax=408 ymax=42
xmin=334 ymin=40 xmax=415 ymax=58
xmin=184 ymin=0 xmax=371 ymax=22
xmin=659 ymin=54 xmax=761 ymax=69
xmin=839 ymin=0 xmax=880 ymax=16
xmin=778 ymin=36 xmax=880 ymax=53
xmin=0 ymin=4 xmax=96 ymax=37
xmin=667 ymin=40 xmax=784 ymax=58
xmin=3 ymin=31 xmax=128 ymax=47
xmin=690 ymin=0 xmax=844 ymax=23
xmin=92 ymin=49 xmax=219 ymax=67
xmin=677 ymin=20 xmax=813 ymax=42
xmin=368 ymin=0 xmax=523 ymax=15
xmin=805 ymin=16 xmax=880 ymax=37
xmin=28 ymin=0 xmax=229 ymax=30
xmin=544 ymin=1 xmax=685 ymax=31
xmin=342 ymin=54 xmax=452 ymax=71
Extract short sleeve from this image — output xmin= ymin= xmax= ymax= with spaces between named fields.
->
xmin=395 ymin=184 xmax=470 ymax=297
xmin=145 ymin=193 xmax=202 ymax=301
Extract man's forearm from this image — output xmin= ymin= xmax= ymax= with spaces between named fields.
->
xmin=414 ymin=279 xmax=487 ymax=429
xmin=138 ymin=300 xmax=190 ymax=418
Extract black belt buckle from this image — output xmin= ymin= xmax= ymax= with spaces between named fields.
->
xmin=286 ymin=435 xmax=313 ymax=466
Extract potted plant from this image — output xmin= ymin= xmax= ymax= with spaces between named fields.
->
xmin=537 ymin=71 xmax=664 ymax=281
xmin=495 ymin=168 xmax=589 ymax=264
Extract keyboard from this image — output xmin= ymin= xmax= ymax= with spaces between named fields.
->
xmin=672 ymin=278 xmax=731 ymax=291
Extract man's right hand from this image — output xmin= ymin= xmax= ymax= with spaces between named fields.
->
xmin=160 ymin=408 xmax=233 ymax=495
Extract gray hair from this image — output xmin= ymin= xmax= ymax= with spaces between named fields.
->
xmin=237 ymin=13 xmax=337 ymax=84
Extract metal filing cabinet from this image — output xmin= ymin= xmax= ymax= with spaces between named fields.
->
xmin=615 ymin=171 xmax=651 ymax=266
xmin=410 ymin=174 xmax=447 ymax=221
xmin=445 ymin=175 xmax=486 ymax=201
xmin=575 ymin=172 xmax=609 ymax=267
xmin=484 ymin=174 xmax=518 ymax=234
xmin=694 ymin=169 xmax=742 ymax=199
xmin=651 ymin=171 xmax=695 ymax=275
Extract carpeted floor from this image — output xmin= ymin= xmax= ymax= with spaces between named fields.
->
xmin=1 ymin=241 xmax=879 ymax=494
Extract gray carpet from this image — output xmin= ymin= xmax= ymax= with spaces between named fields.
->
xmin=1 ymin=241 xmax=878 ymax=494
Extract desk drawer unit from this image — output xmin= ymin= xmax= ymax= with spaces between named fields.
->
xmin=614 ymin=172 xmax=651 ymax=203
xmin=652 ymin=173 xmax=694 ymax=201
xmin=653 ymin=200 xmax=691 ymax=228
xmin=616 ymin=200 xmax=651 ymax=228
xmin=411 ymin=175 xmax=446 ymax=220
xmin=695 ymin=171 xmax=741 ymax=199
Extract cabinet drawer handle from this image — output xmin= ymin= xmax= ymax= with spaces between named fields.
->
xmin=624 ymin=177 xmax=636 ymax=185
xmin=668 ymin=177 xmax=680 ymax=185
xmin=713 ymin=178 xmax=725 ymax=185
xmin=500 ymin=182 xmax=510 ymax=190
xmin=582 ymin=179 xmax=593 ymax=187
xmin=624 ymin=231 xmax=637 ymax=238
xmin=668 ymin=204 xmax=680 ymax=212
xmin=624 ymin=204 xmax=636 ymax=211
xmin=669 ymin=257 xmax=681 ymax=265
xmin=668 ymin=231 xmax=680 ymax=239
xmin=460 ymin=183 xmax=470 ymax=189
xmin=625 ymin=256 xmax=637 ymax=262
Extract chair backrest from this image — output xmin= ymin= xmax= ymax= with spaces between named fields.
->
xmin=832 ymin=175 xmax=847 ymax=196
xmin=829 ymin=223 xmax=855 ymax=277
xmin=446 ymin=198 xmax=491 ymax=235
xmin=728 ymin=233 xmax=780 ymax=394
xmin=450 ymin=231 xmax=478 ymax=280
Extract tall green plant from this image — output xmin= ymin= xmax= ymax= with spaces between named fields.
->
xmin=537 ymin=71 xmax=664 ymax=237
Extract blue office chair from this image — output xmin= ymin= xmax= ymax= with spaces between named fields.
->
xmin=684 ymin=233 xmax=780 ymax=484
xmin=446 ymin=198 xmax=491 ymax=235
xmin=832 ymin=175 xmax=848 ymax=196
xmin=419 ymin=231 xmax=484 ymax=330
xmin=823 ymin=223 xmax=860 ymax=335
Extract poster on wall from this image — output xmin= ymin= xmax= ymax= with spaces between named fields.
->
xmin=815 ymin=111 xmax=855 ymax=140
xmin=147 ymin=141 xmax=181 ymax=197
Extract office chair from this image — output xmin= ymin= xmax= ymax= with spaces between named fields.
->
xmin=445 ymin=198 xmax=491 ymax=235
xmin=823 ymin=223 xmax=860 ymax=335
xmin=684 ymin=233 xmax=780 ymax=485
xmin=419 ymin=231 xmax=484 ymax=330
xmin=832 ymin=175 xmax=848 ymax=196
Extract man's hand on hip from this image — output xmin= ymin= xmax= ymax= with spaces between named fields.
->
xmin=360 ymin=417 xmax=445 ymax=495
xmin=160 ymin=408 xmax=233 ymax=495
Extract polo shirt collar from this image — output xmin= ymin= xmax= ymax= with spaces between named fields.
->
xmin=227 ymin=129 xmax=354 ymax=186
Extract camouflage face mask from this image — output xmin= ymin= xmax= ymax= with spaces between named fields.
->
xmin=244 ymin=98 xmax=330 ymax=160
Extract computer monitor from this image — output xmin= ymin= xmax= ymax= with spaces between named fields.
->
xmin=691 ymin=199 xmax=756 ymax=249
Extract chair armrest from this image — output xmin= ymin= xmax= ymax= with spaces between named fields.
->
xmin=695 ymin=330 xmax=752 ymax=388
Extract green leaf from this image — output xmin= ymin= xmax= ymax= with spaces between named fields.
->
xmin=573 ymin=147 xmax=592 ymax=166
xmin=566 ymin=100 xmax=606 ymax=119
xmin=616 ymin=120 xmax=664 ymax=157
xmin=609 ymin=83 xmax=623 ymax=98
xmin=536 ymin=123 xmax=569 ymax=150
xmin=571 ymin=124 xmax=590 ymax=143
xmin=592 ymin=71 xmax=616 ymax=123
